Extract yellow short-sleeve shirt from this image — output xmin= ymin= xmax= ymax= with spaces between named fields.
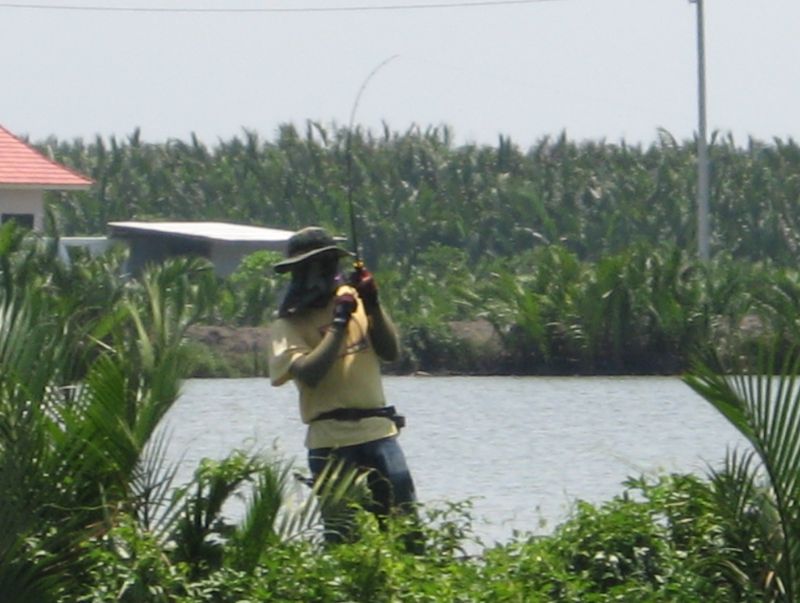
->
xmin=268 ymin=285 xmax=398 ymax=449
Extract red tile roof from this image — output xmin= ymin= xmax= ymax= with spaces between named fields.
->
xmin=0 ymin=125 xmax=92 ymax=190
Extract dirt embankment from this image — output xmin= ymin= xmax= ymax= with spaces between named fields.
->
xmin=184 ymin=319 xmax=502 ymax=378
xmin=185 ymin=325 xmax=273 ymax=377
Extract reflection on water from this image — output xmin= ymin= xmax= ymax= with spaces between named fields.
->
xmin=162 ymin=376 xmax=748 ymax=544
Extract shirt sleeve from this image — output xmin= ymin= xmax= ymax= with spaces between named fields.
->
xmin=268 ymin=318 xmax=310 ymax=387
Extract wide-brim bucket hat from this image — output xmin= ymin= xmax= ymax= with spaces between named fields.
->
xmin=273 ymin=226 xmax=353 ymax=273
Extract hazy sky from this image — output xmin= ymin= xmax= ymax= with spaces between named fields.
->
xmin=2 ymin=0 xmax=798 ymax=148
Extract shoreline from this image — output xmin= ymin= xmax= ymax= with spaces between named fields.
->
xmin=184 ymin=323 xmax=686 ymax=379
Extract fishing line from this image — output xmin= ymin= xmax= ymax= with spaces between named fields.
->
xmin=345 ymin=54 xmax=399 ymax=267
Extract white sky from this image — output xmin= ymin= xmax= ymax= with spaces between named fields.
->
xmin=1 ymin=0 xmax=798 ymax=148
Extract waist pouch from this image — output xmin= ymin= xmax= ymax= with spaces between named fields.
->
xmin=312 ymin=405 xmax=406 ymax=430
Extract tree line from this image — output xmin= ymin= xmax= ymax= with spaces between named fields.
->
xmin=39 ymin=124 xmax=800 ymax=374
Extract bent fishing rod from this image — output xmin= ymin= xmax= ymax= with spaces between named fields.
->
xmin=345 ymin=54 xmax=398 ymax=273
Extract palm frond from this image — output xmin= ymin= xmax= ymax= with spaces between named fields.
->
xmin=277 ymin=458 xmax=371 ymax=544
xmin=131 ymin=426 xmax=181 ymax=534
xmin=686 ymin=345 xmax=800 ymax=601
xmin=708 ymin=448 xmax=760 ymax=524
xmin=168 ymin=451 xmax=261 ymax=575
xmin=228 ymin=460 xmax=292 ymax=572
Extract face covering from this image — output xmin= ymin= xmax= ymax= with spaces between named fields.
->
xmin=278 ymin=255 xmax=341 ymax=318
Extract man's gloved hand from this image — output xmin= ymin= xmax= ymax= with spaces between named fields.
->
xmin=332 ymin=293 xmax=357 ymax=327
xmin=350 ymin=266 xmax=379 ymax=312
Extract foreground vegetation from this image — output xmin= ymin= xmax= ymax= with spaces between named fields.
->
xmin=2 ymin=225 xmax=800 ymax=602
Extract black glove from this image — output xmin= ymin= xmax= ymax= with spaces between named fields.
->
xmin=332 ymin=293 xmax=357 ymax=327
xmin=350 ymin=266 xmax=379 ymax=312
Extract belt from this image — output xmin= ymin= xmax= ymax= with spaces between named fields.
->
xmin=311 ymin=405 xmax=406 ymax=429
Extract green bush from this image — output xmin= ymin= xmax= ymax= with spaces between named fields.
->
xmin=70 ymin=473 xmax=768 ymax=602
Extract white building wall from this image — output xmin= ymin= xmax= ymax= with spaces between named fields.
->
xmin=0 ymin=189 xmax=45 ymax=230
xmin=210 ymin=243 xmax=249 ymax=277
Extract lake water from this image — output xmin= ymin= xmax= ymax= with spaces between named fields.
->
xmin=162 ymin=376 xmax=749 ymax=545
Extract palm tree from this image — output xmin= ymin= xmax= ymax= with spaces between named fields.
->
xmin=0 ymin=251 xmax=216 ymax=600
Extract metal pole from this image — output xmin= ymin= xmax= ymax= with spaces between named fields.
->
xmin=693 ymin=0 xmax=711 ymax=261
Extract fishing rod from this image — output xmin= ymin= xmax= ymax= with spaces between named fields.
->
xmin=345 ymin=54 xmax=398 ymax=272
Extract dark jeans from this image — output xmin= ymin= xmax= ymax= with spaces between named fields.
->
xmin=308 ymin=436 xmax=418 ymax=542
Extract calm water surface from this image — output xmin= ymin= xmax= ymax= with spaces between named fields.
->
xmin=162 ymin=376 xmax=748 ymax=544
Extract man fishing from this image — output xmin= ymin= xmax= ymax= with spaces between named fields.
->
xmin=267 ymin=226 xmax=417 ymax=542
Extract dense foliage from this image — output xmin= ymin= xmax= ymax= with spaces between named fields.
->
xmin=38 ymin=125 xmax=800 ymax=374
xmin=41 ymin=125 xmax=800 ymax=269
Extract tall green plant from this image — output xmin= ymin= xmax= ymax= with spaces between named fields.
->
xmin=685 ymin=346 xmax=800 ymax=601
xmin=0 ymin=257 xmax=217 ymax=600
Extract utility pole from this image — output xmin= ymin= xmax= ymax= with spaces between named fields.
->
xmin=690 ymin=0 xmax=711 ymax=261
